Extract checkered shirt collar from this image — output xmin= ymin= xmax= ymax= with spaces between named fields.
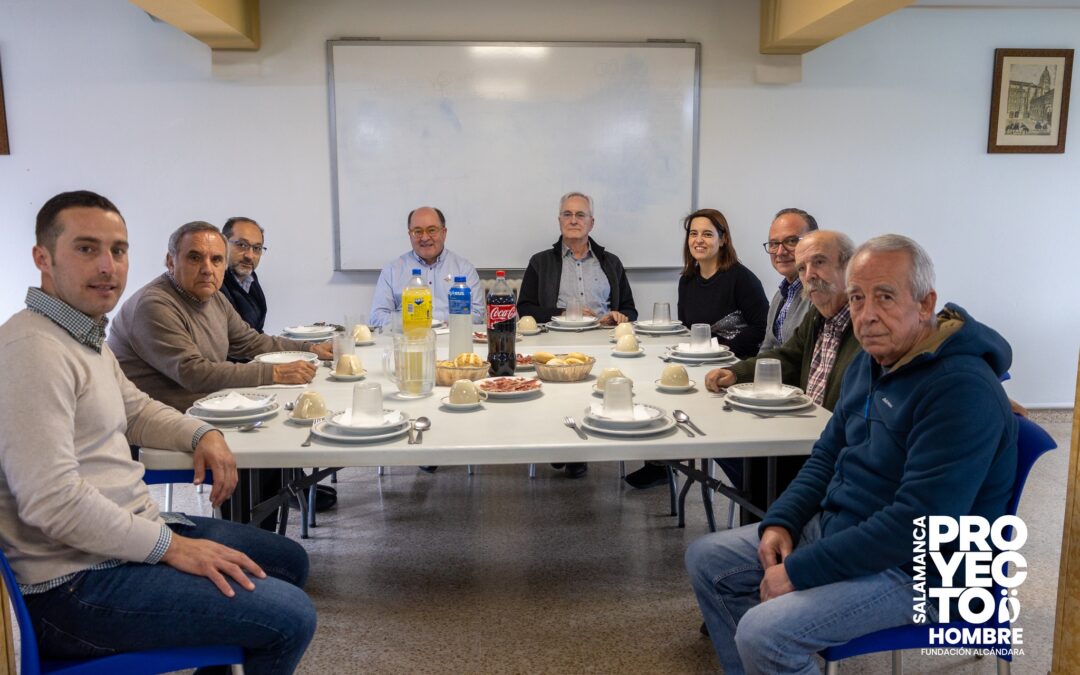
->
xmin=25 ymin=287 xmax=108 ymax=353
xmin=823 ymin=304 xmax=851 ymax=333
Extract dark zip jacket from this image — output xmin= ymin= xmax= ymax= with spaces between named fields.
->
xmin=516 ymin=237 xmax=638 ymax=324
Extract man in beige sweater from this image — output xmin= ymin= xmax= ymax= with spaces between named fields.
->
xmin=108 ymin=220 xmax=332 ymax=412
xmin=0 ymin=191 xmax=315 ymax=673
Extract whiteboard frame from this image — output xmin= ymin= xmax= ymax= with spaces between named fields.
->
xmin=326 ymin=39 xmax=701 ymax=272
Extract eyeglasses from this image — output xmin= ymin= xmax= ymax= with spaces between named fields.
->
xmin=409 ymin=226 xmax=445 ymax=239
xmin=559 ymin=211 xmax=592 ymax=221
xmin=229 ymin=240 xmax=267 ymax=254
xmin=762 ymin=236 xmax=801 ymax=254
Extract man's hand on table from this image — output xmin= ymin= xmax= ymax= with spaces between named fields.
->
xmin=705 ymin=368 xmax=736 ymax=392
xmin=758 ymin=525 xmax=796 ymax=602
xmin=161 ymin=534 xmax=266 ymax=597
xmin=309 ymin=342 xmax=333 ymax=361
xmin=273 ymin=360 xmax=317 ymax=385
xmin=192 ymin=430 xmax=238 ymax=506
xmin=598 ymin=311 xmax=629 ymax=326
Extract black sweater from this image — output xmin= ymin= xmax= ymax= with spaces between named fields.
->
xmin=677 ymin=262 xmax=768 ymax=358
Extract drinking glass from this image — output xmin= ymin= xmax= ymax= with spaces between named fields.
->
xmin=690 ymin=323 xmax=711 ymax=352
xmin=351 ymin=382 xmax=384 ymax=425
xmin=382 ymin=330 xmax=436 ymax=398
xmin=652 ymin=302 xmax=671 ymax=325
xmin=332 ymin=331 xmax=355 ymax=369
xmin=564 ymin=299 xmax=584 ymax=321
xmin=602 ymin=376 xmax=635 ymax=420
xmin=753 ymin=358 xmax=783 ymax=397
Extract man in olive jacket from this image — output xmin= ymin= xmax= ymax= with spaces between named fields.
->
xmin=706 ymin=231 xmax=861 ymax=519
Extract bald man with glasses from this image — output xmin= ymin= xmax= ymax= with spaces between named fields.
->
xmin=759 ymin=208 xmax=817 ymax=353
xmin=368 ymin=206 xmax=484 ymax=329
xmin=220 ymin=217 xmax=269 ymax=333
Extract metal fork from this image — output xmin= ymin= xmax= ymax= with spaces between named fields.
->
xmin=564 ymin=416 xmax=588 ymax=440
xmin=301 ymin=418 xmax=325 ymax=447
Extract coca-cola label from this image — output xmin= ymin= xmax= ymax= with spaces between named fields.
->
xmin=487 ymin=303 xmax=517 ymax=327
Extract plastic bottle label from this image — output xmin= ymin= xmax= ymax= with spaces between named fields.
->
xmin=449 ymin=288 xmax=471 ymax=315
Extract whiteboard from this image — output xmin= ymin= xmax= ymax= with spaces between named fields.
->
xmin=328 ymin=40 xmax=700 ymax=270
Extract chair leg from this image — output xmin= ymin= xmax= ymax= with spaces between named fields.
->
xmin=825 ymin=662 xmax=839 ymax=675
xmin=164 ymin=483 xmax=174 ymax=512
xmin=727 ymin=499 xmax=736 ymax=530
xmin=667 ymin=466 xmax=678 ymax=516
xmin=891 ymin=650 xmax=903 ymax=675
xmin=677 ymin=460 xmax=695 ymax=528
xmin=377 ymin=466 xmax=385 ymax=476
xmin=997 ymin=657 xmax=1010 ymax=675
xmin=701 ymin=480 xmax=716 ymax=532
xmin=529 ymin=463 xmax=536 ymax=478
xmin=619 ymin=460 xmax=626 ymax=478
xmin=307 ymin=469 xmax=317 ymax=528
xmin=331 ymin=470 xmax=338 ymax=483
xmin=467 ymin=464 xmax=474 ymax=475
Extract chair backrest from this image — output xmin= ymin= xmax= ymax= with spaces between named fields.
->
xmin=1008 ymin=414 xmax=1057 ymax=516
xmin=0 ymin=547 xmax=43 ymax=674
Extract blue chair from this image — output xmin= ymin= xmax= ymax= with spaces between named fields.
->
xmin=0 ymin=547 xmax=244 ymax=675
xmin=820 ymin=414 xmax=1057 ymax=674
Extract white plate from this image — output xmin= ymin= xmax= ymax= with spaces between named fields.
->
xmin=283 ymin=325 xmax=336 ymax=338
xmin=726 ymin=383 xmax=805 ymax=405
xmin=670 ymin=346 xmax=731 ymax=358
xmin=186 ymin=403 xmax=280 ymax=424
xmin=724 ymin=394 xmax=815 ymax=413
xmin=476 ymin=377 xmax=544 ymax=399
xmin=354 ymin=339 xmax=376 ymax=347
xmin=286 ymin=413 xmax=327 ymax=426
xmin=580 ymin=415 xmax=677 ymax=437
xmin=518 ymin=328 xmax=542 ymax=336
xmin=550 ymin=316 xmax=599 ymax=327
xmin=611 ymin=348 xmax=645 ymax=358
xmin=254 ymin=351 xmax=320 ymax=365
xmin=311 ymin=420 xmax=411 ymax=443
xmin=515 ymin=361 xmax=535 ymax=371
xmin=545 ymin=322 xmax=602 ymax=332
xmin=328 ymin=371 xmax=367 ymax=382
xmin=633 ymin=320 xmax=684 ymax=331
xmin=584 ymin=403 xmax=665 ymax=429
xmin=654 ymin=379 xmax=696 ymax=393
xmin=440 ymin=396 xmax=483 ymax=411
xmin=191 ymin=392 xmax=275 ymax=416
xmin=327 ymin=410 xmax=408 ymax=434
xmin=664 ymin=353 xmax=737 ymax=364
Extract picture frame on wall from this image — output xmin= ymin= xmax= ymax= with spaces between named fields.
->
xmin=0 ymin=55 xmax=9 ymax=155
xmin=988 ymin=48 xmax=1073 ymax=154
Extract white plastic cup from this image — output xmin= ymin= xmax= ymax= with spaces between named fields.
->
xmin=690 ymin=323 xmax=711 ymax=352
xmin=351 ymin=382 xmax=384 ymax=425
xmin=602 ymin=376 xmax=635 ymax=420
xmin=332 ymin=332 xmax=355 ymax=369
xmin=652 ymin=302 xmax=671 ymax=325
xmin=565 ymin=299 xmax=584 ymax=321
xmin=753 ymin=358 xmax=783 ymax=397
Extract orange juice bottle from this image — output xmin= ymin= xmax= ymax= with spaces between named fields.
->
xmin=401 ymin=269 xmax=433 ymax=337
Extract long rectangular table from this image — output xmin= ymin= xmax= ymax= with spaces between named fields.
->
xmin=140 ymin=326 xmax=831 ymax=525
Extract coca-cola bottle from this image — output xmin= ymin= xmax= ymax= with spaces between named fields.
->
xmin=487 ymin=271 xmax=517 ymax=376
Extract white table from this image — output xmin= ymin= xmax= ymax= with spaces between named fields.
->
xmin=141 ymin=327 xmax=830 ymax=470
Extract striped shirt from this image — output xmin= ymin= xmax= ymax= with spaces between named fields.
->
xmin=805 ymin=305 xmax=851 ymax=406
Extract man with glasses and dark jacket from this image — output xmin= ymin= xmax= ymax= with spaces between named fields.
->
xmin=220 ymin=217 xmax=269 ymax=333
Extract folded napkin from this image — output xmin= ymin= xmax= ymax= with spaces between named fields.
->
xmin=676 ymin=337 xmax=722 ymax=353
xmin=196 ymin=392 xmax=270 ymax=411
xmin=589 ymin=402 xmax=651 ymax=421
xmin=256 ymin=384 xmax=309 ymax=390
xmin=433 ymin=327 xmax=450 ymax=335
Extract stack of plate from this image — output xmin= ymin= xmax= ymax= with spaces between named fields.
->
xmin=631 ymin=320 xmax=687 ymax=336
xmin=187 ymin=392 xmax=279 ymax=424
xmin=580 ymin=403 xmax=676 ymax=437
xmin=663 ymin=343 xmax=736 ymax=365
xmin=283 ymin=325 xmax=336 ymax=341
xmin=254 ymin=351 xmax=321 ymax=365
xmin=546 ymin=316 xmax=600 ymax=331
xmin=724 ymin=383 xmax=814 ymax=412
xmin=312 ymin=410 xmax=411 ymax=443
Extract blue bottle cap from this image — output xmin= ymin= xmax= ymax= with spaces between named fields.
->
xmin=454 ymin=276 xmax=466 ymax=283
xmin=412 ymin=268 xmax=421 ymax=275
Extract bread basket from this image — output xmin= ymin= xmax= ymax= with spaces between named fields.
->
xmin=534 ymin=355 xmax=595 ymax=382
xmin=436 ymin=363 xmax=490 ymax=386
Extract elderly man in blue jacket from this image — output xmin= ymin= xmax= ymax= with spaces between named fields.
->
xmin=685 ymin=234 xmax=1018 ymax=675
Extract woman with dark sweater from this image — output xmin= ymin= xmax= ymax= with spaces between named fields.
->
xmin=677 ymin=208 xmax=768 ymax=358
xmin=626 ymin=208 xmax=769 ymax=489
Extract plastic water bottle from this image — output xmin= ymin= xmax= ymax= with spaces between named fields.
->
xmin=448 ymin=276 xmax=472 ymax=361
xmin=401 ymin=269 xmax=432 ymax=337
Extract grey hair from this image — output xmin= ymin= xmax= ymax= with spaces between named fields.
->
xmin=850 ymin=234 xmax=936 ymax=300
xmin=168 ymin=221 xmax=228 ymax=258
xmin=802 ymin=230 xmax=855 ymax=268
xmin=559 ymin=191 xmax=594 ymax=216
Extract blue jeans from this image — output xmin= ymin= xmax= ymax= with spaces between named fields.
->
xmin=25 ymin=516 xmax=316 ymax=675
xmin=685 ymin=515 xmax=919 ymax=675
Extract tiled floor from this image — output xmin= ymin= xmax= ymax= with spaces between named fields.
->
xmin=155 ymin=410 xmax=1072 ymax=674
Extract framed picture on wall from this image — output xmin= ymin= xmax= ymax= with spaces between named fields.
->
xmin=0 ymin=55 xmax=9 ymax=155
xmin=988 ymin=48 xmax=1073 ymax=154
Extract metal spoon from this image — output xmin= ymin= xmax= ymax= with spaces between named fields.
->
xmin=412 ymin=416 xmax=431 ymax=444
xmin=673 ymin=410 xmax=705 ymax=436
xmin=235 ymin=420 xmax=263 ymax=432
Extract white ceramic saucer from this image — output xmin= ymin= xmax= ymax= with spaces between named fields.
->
xmin=440 ymin=396 xmax=483 ymax=411
xmin=654 ymin=379 xmax=696 ymax=393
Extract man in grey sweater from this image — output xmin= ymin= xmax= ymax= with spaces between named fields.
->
xmin=0 ymin=191 xmax=315 ymax=673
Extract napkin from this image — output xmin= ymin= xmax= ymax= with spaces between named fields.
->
xmin=676 ymin=337 xmax=721 ymax=353
xmin=589 ymin=402 xmax=651 ymax=421
xmin=197 ymin=392 xmax=269 ymax=411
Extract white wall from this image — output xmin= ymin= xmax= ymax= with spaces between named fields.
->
xmin=0 ymin=0 xmax=1077 ymax=406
